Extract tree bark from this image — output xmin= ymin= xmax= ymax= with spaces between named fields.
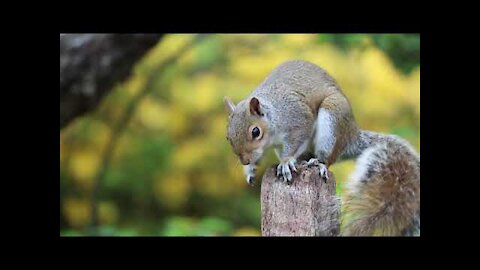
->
xmin=60 ymin=34 xmax=163 ymax=129
xmin=261 ymin=163 xmax=340 ymax=236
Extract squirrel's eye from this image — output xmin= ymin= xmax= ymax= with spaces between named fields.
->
xmin=252 ymin=127 xmax=260 ymax=139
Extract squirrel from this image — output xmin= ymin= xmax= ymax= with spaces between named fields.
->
xmin=224 ymin=60 xmax=420 ymax=236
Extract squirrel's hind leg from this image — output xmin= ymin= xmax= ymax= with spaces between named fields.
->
xmin=311 ymin=93 xmax=357 ymax=180
xmin=310 ymin=107 xmax=337 ymax=181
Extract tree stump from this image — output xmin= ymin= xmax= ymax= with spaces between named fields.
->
xmin=261 ymin=163 xmax=340 ymax=236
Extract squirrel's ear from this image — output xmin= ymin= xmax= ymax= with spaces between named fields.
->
xmin=249 ymin=97 xmax=263 ymax=116
xmin=224 ymin=96 xmax=235 ymax=114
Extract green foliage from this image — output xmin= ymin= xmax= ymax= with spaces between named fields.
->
xmin=61 ymin=226 xmax=140 ymax=236
xmin=371 ymin=34 xmax=420 ymax=74
xmin=318 ymin=34 xmax=368 ymax=50
xmin=318 ymin=34 xmax=420 ymax=74
xmin=160 ymin=216 xmax=233 ymax=236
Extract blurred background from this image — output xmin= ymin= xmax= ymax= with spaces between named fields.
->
xmin=60 ymin=34 xmax=420 ymax=236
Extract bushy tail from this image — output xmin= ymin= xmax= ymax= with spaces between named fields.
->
xmin=341 ymin=135 xmax=420 ymax=236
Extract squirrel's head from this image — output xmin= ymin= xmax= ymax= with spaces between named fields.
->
xmin=224 ymin=96 xmax=270 ymax=165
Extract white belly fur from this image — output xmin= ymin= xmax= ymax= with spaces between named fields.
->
xmin=313 ymin=108 xmax=336 ymax=157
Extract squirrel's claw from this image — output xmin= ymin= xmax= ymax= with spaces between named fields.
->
xmin=306 ymin=158 xmax=329 ymax=182
xmin=319 ymin=164 xmax=329 ymax=183
xmin=306 ymin=158 xmax=320 ymax=167
xmin=277 ymin=157 xmax=297 ymax=184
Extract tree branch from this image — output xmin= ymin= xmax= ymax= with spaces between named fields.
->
xmin=60 ymin=34 xmax=163 ymax=129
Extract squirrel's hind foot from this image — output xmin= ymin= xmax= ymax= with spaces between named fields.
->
xmin=305 ymin=158 xmax=329 ymax=182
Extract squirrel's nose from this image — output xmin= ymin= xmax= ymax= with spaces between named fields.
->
xmin=241 ymin=159 xmax=250 ymax=165
xmin=240 ymin=155 xmax=250 ymax=165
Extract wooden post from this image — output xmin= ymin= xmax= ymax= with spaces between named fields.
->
xmin=261 ymin=163 xmax=340 ymax=236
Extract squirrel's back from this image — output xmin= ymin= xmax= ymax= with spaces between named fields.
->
xmin=250 ymin=60 xmax=344 ymax=113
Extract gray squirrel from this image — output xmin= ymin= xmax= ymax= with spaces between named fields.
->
xmin=224 ymin=60 xmax=420 ymax=236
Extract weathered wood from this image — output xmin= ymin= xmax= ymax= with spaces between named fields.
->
xmin=261 ymin=163 xmax=340 ymax=236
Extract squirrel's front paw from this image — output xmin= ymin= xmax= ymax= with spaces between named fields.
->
xmin=244 ymin=165 xmax=256 ymax=186
xmin=276 ymin=157 xmax=297 ymax=184
xmin=246 ymin=174 xmax=255 ymax=186
xmin=306 ymin=158 xmax=329 ymax=182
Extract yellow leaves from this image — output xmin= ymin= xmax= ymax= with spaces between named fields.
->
xmin=222 ymin=155 xmax=247 ymax=190
xmin=62 ymin=198 xmax=119 ymax=228
xmin=63 ymin=198 xmax=91 ymax=228
xmin=302 ymin=44 xmax=346 ymax=78
xmin=222 ymin=34 xmax=270 ymax=45
xmin=230 ymin=55 xmax=270 ymax=82
xmin=405 ymin=67 xmax=421 ymax=117
xmin=60 ymin=140 xmax=66 ymax=164
xmin=110 ymin=135 xmax=130 ymax=165
xmin=137 ymin=98 xmax=170 ymax=131
xmin=281 ymin=34 xmax=318 ymax=52
xmin=230 ymin=50 xmax=294 ymax=83
xmin=194 ymin=171 xmax=239 ymax=198
xmin=357 ymin=47 xmax=419 ymax=130
xmin=222 ymin=78 xmax=254 ymax=103
xmin=195 ymin=172 xmax=223 ymax=197
xmin=232 ymin=227 xmax=261 ymax=236
xmin=330 ymin=160 xmax=356 ymax=184
xmin=224 ymin=46 xmax=253 ymax=61
xmin=69 ymin=150 xmax=100 ymax=191
xmin=283 ymin=34 xmax=317 ymax=46
xmin=172 ymin=137 xmax=215 ymax=170
xmin=170 ymin=74 xmax=221 ymax=113
xmin=154 ymin=172 xmax=192 ymax=210
xmin=210 ymin=114 xmax=228 ymax=139
xmin=89 ymin=120 xmax=111 ymax=149
xmin=356 ymin=48 xmax=408 ymax=119
xmin=98 ymin=201 xmax=119 ymax=225
xmin=167 ymin=105 xmax=188 ymax=137
xmin=142 ymin=34 xmax=195 ymax=69
xmin=189 ymin=74 xmax=219 ymax=113
xmin=330 ymin=160 xmax=356 ymax=196
xmin=124 ymin=75 xmax=146 ymax=97
xmin=176 ymin=44 xmax=196 ymax=68
xmin=169 ymin=77 xmax=190 ymax=104
xmin=135 ymin=97 xmax=189 ymax=137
